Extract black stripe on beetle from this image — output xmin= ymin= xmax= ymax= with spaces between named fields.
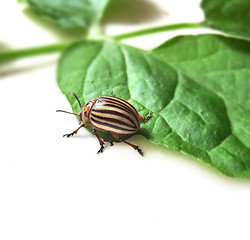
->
xmin=91 ymin=109 xmax=137 ymax=127
xmin=90 ymin=113 xmax=136 ymax=130
xmin=56 ymin=92 xmax=152 ymax=156
xmin=95 ymin=103 xmax=139 ymax=123
xmin=90 ymin=117 xmax=136 ymax=134
xmin=92 ymin=100 xmax=140 ymax=129
xmin=100 ymin=97 xmax=139 ymax=118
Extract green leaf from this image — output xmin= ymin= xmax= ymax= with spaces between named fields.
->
xmin=57 ymin=35 xmax=250 ymax=177
xmin=27 ymin=0 xmax=112 ymax=28
xmin=152 ymin=34 xmax=250 ymax=177
xmin=201 ymin=0 xmax=250 ymax=38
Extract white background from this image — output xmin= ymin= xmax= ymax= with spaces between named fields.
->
xmin=1 ymin=1 xmax=250 ymax=240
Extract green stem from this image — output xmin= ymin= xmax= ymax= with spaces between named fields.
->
xmin=0 ymin=22 xmax=204 ymax=63
xmin=113 ymin=22 xmax=205 ymax=40
xmin=0 ymin=41 xmax=75 ymax=63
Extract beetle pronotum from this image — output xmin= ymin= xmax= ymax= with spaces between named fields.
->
xmin=57 ymin=92 xmax=151 ymax=156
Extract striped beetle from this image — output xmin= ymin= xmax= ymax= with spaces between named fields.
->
xmin=57 ymin=92 xmax=151 ymax=155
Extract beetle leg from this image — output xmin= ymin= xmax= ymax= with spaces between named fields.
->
xmin=92 ymin=127 xmax=105 ymax=154
xmin=103 ymin=139 xmax=114 ymax=146
xmin=139 ymin=112 xmax=152 ymax=121
xmin=112 ymin=134 xmax=143 ymax=156
xmin=63 ymin=122 xmax=91 ymax=138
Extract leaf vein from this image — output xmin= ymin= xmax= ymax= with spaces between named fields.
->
xmin=83 ymin=43 xmax=105 ymax=98
xmin=120 ymin=46 xmax=131 ymax=99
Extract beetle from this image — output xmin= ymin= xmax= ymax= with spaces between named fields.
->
xmin=57 ymin=92 xmax=151 ymax=156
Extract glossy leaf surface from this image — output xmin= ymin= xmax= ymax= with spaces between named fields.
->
xmin=27 ymin=0 xmax=111 ymax=28
xmin=57 ymin=35 xmax=250 ymax=177
xmin=201 ymin=0 xmax=250 ymax=38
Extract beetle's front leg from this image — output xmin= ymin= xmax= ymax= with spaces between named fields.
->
xmin=92 ymin=127 xmax=105 ymax=154
xmin=139 ymin=112 xmax=152 ymax=121
xmin=63 ymin=122 xmax=91 ymax=138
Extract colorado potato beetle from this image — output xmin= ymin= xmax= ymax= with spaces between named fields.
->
xmin=57 ymin=92 xmax=151 ymax=156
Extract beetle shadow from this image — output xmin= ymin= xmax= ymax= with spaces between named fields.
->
xmin=139 ymin=127 xmax=151 ymax=139
xmin=136 ymin=129 xmax=250 ymax=184
xmin=103 ymin=0 xmax=168 ymax=25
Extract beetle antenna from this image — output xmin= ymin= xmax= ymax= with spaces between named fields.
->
xmin=71 ymin=92 xmax=82 ymax=108
xmin=56 ymin=110 xmax=79 ymax=116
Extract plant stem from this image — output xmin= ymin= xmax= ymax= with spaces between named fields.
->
xmin=0 ymin=22 xmax=205 ymax=63
xmin=0 ymin=41 xmax=74 ymax=63
xmin=113 ymin=22 xmax=205 ymax=40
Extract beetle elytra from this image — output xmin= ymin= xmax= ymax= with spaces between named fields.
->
xmin=57 ymin=92 xmax=151 ymax=156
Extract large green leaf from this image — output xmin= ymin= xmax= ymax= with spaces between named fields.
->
xmin=152 ymin=34 xmax=250 ymax=177
xmin=27 ymin=0 xmax=112 ymax=28
xmin=201 ymin=0 xmax=250 ymax=38
xmin=57 ymin=35 xmax=250 ymax=177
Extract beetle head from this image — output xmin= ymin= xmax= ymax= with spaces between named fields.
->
xmin=71 ymin=92 xmax=95 ymax=122
xmin=79 ymin=100 xmax=95 ymax=122
xmin=56 ymin=92 xmax=92 ymax=122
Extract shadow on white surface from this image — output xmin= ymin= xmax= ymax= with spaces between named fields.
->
xmin=103 ymin=0 xmax=167 ymax=24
